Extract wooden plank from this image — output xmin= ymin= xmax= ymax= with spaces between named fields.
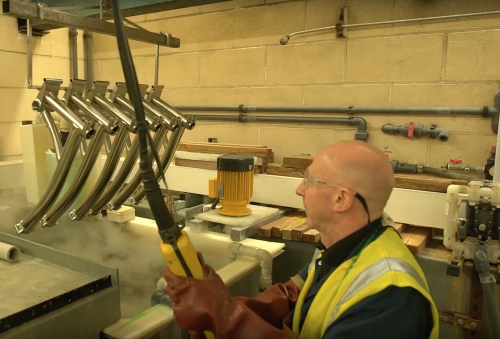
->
xmin=394 ymin=174 xmax=468 ymax=193
xmin=303 ymin=229 xmax=320 ymax=243
xmin=292 ymin=223 xmax=310 ymax=241
xmin=402 ymin=226 xmax=433 ymax=257
xmin=175 ymin=158 xmax=264 ymax=173
xmin=393 ymin=223 xmax=407 ymax=234
xmin=259 ymin=211 xmax=303 ymax=238
xmin=283 ymin=155 xmax=314 ymax=169
xmin=271 ymin=212 xmax=304 ymax=238
xmin=184 ymin=141 xmax=268 ymax=148
xmin=281 ymin=218 xmax=307 ymax=240
xmin=178 ymin=142 xmax=272 ymax=160
xmin=265 ymin=163 xmax=305 ymax=178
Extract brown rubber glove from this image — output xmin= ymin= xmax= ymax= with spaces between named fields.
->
xmin=233 ymin=280 xmax=300 ymax=329
xmin=163 ymin=253 xmax=292 ymax=339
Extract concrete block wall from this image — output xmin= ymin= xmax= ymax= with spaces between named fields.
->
xmin=0 ymin=13 xmax=85 ymax=159
xmin=1 ymin=0 xmax=498 ymax=169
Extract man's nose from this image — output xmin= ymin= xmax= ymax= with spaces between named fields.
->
xmin=296 ymin=181 xmax=305 ymax=197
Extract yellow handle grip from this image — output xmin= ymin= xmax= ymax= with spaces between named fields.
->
xmin=160 ymin=230 xmax=215 ymax=339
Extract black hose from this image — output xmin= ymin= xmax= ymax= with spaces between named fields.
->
xmin=110 ymin=0 xmax=178 ymax=241
xmin=211 ymin=198 xmax=220 ymax=210
xmin=422 ymin=166 xmax=474 ymax=181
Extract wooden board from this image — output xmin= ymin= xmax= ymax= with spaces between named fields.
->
xmin=271 ymin=213 xmax=304 ymax=238
xmin=178 ymin=142 xmax=272 ymax=160
xmin=401 ymin=226 xmax=433 ymax=257
xmin=393 ymin=223 xmax=407 ymax=234
xmin=281 ymin=218 xmax=307 ymax=240
xmin=265 ymin=163 xmax=305 ymax=178
xmin=175 ymin=158 xmax=264 ymax=173
xmin=283 ymin=155 xmax=314 ymax=169
xmin=292 ymin=223 xmax=310 ymax=241
xmin=394 ymin=174 xmax=469 ymax=193
xmin=183 ymin=141 xmax=268 ymax=148
xmin=303 ymin=229 xmax=320 ymax=243
xmin=258 ymin=211 xmax=304 ymax=237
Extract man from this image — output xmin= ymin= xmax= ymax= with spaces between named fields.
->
xmin=163 ymin=141 xmax=439 ymax=339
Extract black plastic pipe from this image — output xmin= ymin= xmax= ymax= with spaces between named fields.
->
xmin=194 ymin=114 xmax=368 ymax=142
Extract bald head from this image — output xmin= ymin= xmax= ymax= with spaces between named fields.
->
xmin=315 ymin=141 xmax=394 ymax=219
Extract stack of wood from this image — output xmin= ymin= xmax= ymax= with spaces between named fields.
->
xmin=394 ymin=223 xmax=433 ymax=257
xmin=265 ymin=155 xmax=312 ymax=178
xmin=266 ymin=154 xmax=471 ymax=193
xmin=257 ymin=214 xmax=433 ymax=257
xmin=175 ymin=142 xmax=273 ymax=173
xmin=257 ymin=211 xmax=320 ymax=243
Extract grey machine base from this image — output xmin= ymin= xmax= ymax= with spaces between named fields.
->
xmin=0 ymin=232 xmax=121 ymax=339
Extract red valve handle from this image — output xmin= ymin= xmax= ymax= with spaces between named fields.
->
xmin=407 ymin=122 xmax=415 ymax=138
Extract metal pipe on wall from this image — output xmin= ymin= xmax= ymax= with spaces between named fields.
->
xmin=70 ymin=28 xmax=78 ymax=79
xmin=193 ymin=114 xmax=368 ymax=142
xmin=84 ymin=31 xmax=93 ymax=91
xmin=26 ymin=19 xmax=33 ymax=89
xmin=176 ymin=105 xmax=496 ymax=116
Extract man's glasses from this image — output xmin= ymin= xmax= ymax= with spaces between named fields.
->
xmin=303 ymin=169 xmax=371 ymax=223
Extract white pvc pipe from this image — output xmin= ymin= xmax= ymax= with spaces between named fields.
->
xmin=227 ymin=242 xmax=273 ymax=289
xmin=0 ymin=241 xmax=21 ymax=262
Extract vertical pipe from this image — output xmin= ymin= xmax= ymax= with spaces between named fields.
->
xmin=494 ymin=121 xmax=500 ymax=183
xmin=70 ymin=27 xmax=78 ymax=79
xmin=84 ymin=31 xmax=93 ymax=91
xmin=27 ymin=19 xmax=32 ymax=89
xmin=154 ymin=45 xmax=160 ymax=87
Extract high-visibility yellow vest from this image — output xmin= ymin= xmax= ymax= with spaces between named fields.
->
xmin=292 ymin=227 xmax=439 ymax=339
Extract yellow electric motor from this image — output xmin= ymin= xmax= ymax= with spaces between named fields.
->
xmin=209 ymin=154 xmax=254 ymax=217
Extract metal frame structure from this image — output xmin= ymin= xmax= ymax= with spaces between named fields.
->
xmin=2 ymin=0 xmax=180 ymax=47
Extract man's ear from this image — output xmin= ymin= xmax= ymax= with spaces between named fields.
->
xmin=332 ymin=189 xmax=354 ymax=213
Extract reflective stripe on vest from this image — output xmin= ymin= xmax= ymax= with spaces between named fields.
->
xmin=327 ymin=257 xmax=428 ymax=327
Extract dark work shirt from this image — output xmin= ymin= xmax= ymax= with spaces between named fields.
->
xmin=297 ymin=219 xmax=433 ymax=339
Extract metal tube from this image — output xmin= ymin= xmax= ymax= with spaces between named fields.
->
xmin=280 ymin=10 xmax=500 ymax=44
xmin=39 ymin=109 xmax=63 ymax=161
xmin=131 ymin=126 xmax=184 ymax=204
xmin=14 ymin=129 xmax=82 ymax=234
xmin=142 ymin=99 xmax=179 ymax=131
xmin=70 ymin=27 xmax=78 ymax=79
xmin=84 ymin=31 xmax=93 ymax=91
xmin=94 ymin=94 xmax=135 ymax=129
xmin=116 ymin=95 xmax=161 ymax=131
xmin=70 ymin=93 xmax=119 ymax=134
xmin=175 ymin=105 xmax=496 ymax=116
xmin=45 ymin=92 xmax=86 ymax=132
xmin=88 ymin=134 xmax=140 ymax=215
xmin=41 ymin=126 xmax=107 ymax=227
xmin=79 ymin=139 xmax=88 ymax=156
xmin=152 ymin=97 xmax=195 ymax=129
xmin=70 ymin=125 xmax=130 ymax=221
xmin=26 ymin=19 xmax=32 ymax=89
xmin=108 ymin=126 xmax=168 ymax=210
xmin=154 ymin=45 xmax=160 ymax=87
xmin=4 ymin=0 xmax=180 ymax=47
xmin=193 ymin=114 xmax=368 ymax=141
xmin=104 ymin=135 xmax=112 ymax=154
